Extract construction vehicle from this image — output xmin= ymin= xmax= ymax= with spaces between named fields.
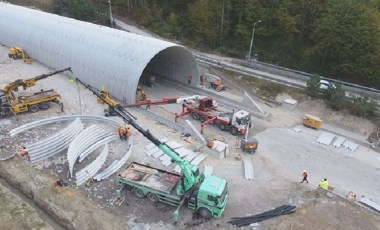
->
xmin=0 ymin=67 xmax=71 ymax=117
xmin=75 ymin=78 xmax=229 ymax=222
xmin=303 ymin=114 xmax=322 ymax=129
xmin=175 ymin=97 xmax=251 ymax=135
xmin=8 ymin=46 xmax=32 ymax=64
xmin=204 ymin=73 xmax=225 ymax=92
xmin=240 ymin=124 xmax=258 ymax=154
xmin=136 ymin=86 xmax=147 ymax=101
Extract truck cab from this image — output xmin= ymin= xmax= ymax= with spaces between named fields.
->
xmin=191 ymin=175 xmax=228 ymax=218
xmin=231 ymin=110 xmax=251 ymax=135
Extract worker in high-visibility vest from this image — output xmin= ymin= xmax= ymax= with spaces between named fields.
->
xmin=319 ymin=178 xmax=328 ymax=190
xmin=118 ymin=126 xmax=124 ymax=141
xmin=125 ymin=127 xmax=132 ymax=141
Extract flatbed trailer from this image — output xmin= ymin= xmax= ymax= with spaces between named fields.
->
xmin=175 ymin=98 xmax=251 ymax=135
xmin=1 ymin=89 xmax=61 ymax=116
xmin=116 ymin=162 xmax=182 ymax=206
xmin=115 ymin=162 xmax=228 ymax=218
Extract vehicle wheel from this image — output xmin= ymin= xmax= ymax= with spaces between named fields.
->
xmin=206 ymin=83 xmax=211 ymax=89
xmin=28 ymin=104 xmax=39 ymax=113
xmin=230 ymin=127 xmax=239 ymax=136
xmin=191 ymin=112 xmax=199 ymax=120
xmin=198 ymin=207 xmax=212 ymax=219
xmin=220 ymin=124 xmax=226 ymax=131
xmin=133 ymin=188 xmax=145 ymax=198
xmin=104 ymin=109 xmax=110 ymax=117
xmin=147 ymin=193 xmax=159 ymax=203
xmin=39 ymin=102 xmax=50 ymax=110
xmin=13 ymin=56 xmax=17 ymax=60
xmin=8 ymin=54 xmax=12 ymax=58
xmin=199 ymin=116 xmax=207 ymax=123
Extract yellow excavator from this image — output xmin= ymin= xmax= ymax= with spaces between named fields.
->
xmin=0 ymin=67 xmax=72 ymax=117
xmin=8 ymin=46 xmax=32 ymax=64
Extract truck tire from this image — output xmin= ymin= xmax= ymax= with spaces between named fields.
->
xmin=133 ymin=188 xmax=145 ymax=198
xmin=198 ymin=207 xmax=212 ymax=219
xmin=147 ymin=193 xmax=159 ymax=203
xmin=104 ymin=109 xmax=110 ymax=117
xmin=230 ymin=127 xmax=239 ymax=136
xmin=39 ymin=102 xmax=50 ymax=110
xmin=28 ymin=104 xmax=39 ymax=113
xmin=199 ymin=116 xmax=207 ymax=123
xmin=191 ymin=112 xmax=200 ymax=120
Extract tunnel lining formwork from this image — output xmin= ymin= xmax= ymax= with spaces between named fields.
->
xmin=0 ymin=3 xmax=199 ymax=104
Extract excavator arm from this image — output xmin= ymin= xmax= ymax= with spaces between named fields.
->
xmin=75 ymin=78 xmax=200 ymax=194
xmin=1 ymin=67 xmax=72 ymax=100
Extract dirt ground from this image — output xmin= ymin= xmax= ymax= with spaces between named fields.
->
xmin=1 ymin=4 xmax=380 ymax=229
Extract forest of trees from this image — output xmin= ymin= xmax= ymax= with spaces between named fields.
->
xmin=55 ymin=0 xmax=380 ymax=89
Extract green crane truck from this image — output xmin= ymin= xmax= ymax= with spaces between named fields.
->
xmin=76 ymin=79 xmax=229 ymax=222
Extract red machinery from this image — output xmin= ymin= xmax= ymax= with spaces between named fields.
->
xmin=175 ymin=98 xmax=252 ymax=135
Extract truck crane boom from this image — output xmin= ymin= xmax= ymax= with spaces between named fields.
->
xmin=75 ymin=78 xmax=200 ymax=195
xmin=1 ymin=67 xmax=72 ymax=100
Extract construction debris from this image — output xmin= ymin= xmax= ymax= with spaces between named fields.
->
xmin=228 ymin=204 xmax=296 ymax=227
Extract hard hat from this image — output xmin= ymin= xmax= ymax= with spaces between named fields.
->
xmin=303 ymin=170 xmax=306 ymax=173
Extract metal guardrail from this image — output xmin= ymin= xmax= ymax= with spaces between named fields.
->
xmin=194 ymin=53 xmax=380 ymax=99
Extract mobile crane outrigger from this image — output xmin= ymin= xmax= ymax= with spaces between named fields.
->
xmin=75 ymin=79 xmax=229 ymax=222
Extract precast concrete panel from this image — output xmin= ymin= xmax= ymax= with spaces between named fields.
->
xmin=0 ymin=3 xmax=199 ymax=104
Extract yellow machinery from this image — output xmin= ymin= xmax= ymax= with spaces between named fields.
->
xmin=8 ymin=46 xmax=32 ymax=64
xmin=95 ymin=89 xmax=121 ymax=117
xmin=0 ymin=67 xmax=71 ymax=116
xmin=204 ymin=73 xmax=225 ymax=92
xmin=303 ymin=114 xmax=323 ymax=129
xmin=136 ymin=86 xmax=147 ymax=101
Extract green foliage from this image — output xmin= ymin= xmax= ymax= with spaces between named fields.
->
xmin=306 ymin=74 xmax=321 ymax=98
xmin=66 ymin=0 xmax=110 ymax=26
xmin=53 ymin=0 xmax=380 ymax=89
xmin=349 ymin=95 xmax=378 ymax=117
xmin=323 ymin=82 xmax=347 ymax=111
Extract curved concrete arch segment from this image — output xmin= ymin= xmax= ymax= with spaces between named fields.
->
xmin=0 ymin=3 xmax=199 ymax=104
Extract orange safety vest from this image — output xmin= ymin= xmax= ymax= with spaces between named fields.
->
xmin=125 ymin=128 xmax=132 ymax=137
xmin=118 ymin=127 xmax=124 ymax=136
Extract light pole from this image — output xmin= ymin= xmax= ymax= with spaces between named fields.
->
xmin=108 ymin=0 xmax=113 ymax=28
xmin=248 ymin=20 xmax=261 ymax=60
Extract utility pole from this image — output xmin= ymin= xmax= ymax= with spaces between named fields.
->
xmin=108 ymin=0 xmax=113 ymax=28
xmin=248 ymin=20 xmax=261 ymax=60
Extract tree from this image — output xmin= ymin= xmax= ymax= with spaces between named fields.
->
xmin=306 ymin=74 xmax=321 ymax=98
xmin=349 ymin=95 xmax=378 ymax=117
xmin=323 ymin=82 xmax=347 ymax=111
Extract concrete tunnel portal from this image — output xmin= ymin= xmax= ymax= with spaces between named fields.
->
xmin=0 ymin=3 xmax=199 ymax=104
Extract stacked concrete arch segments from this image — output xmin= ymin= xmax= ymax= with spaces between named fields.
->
xmin=75 ymin=144 xmax=109 ymax=186
xmin=94 ymin=144 xmax=133 ymax=181
xmin=78 ymin=135 xmax=117 ymax=162
xmin=9 ymin=115 xmax=122 ymax=137
xmin=26 ymin=118 xmax=83 ymax=164
xmin=67 ymin=125 xmax=115 ymax=177
xmin=0 ymin=3 xmax=199 ymax=104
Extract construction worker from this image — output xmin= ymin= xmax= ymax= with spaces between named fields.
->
xmin=207 ymin=139 xmax=214 ymax=148
xmin=118 ymin=126 xmax=124 ymax=141
xmin=214 ymin=79 xmax=221 ymax=86
xmin=300 ymin=170 xmax=309 ymax=183
xmin=125 ymin=126 xmax=132 ymax=142
xmin=18 ymin=146 xmax=29 ymax=160
xmin=319 ymin=178 xmax=328 ymax=190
